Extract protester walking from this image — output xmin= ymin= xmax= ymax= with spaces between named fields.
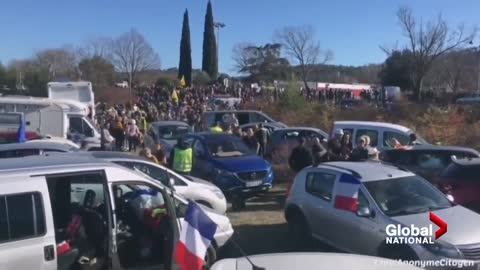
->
xmin=350 ymin=137 xmax=369 ymax=161
xmin=255 ymin=123 xmax=270 ymax=157
xmin=127 ymin=119 xmax=140 ymax=152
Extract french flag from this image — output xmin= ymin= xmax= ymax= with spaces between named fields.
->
xmin=334 ymin=174 xmax=361 ymax=212
xmin=175 ymin=201 xmax=217 ymax=270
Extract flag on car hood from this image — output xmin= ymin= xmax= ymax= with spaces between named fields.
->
xmin=175 ymin=201 xmax=217 ymax=270
xmin=334 ymin=174 xmax=361 ymax=212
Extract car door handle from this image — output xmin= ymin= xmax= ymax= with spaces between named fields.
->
xmin=44 ymin=245 xmax=55 ymax=261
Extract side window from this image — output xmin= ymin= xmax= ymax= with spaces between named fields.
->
xmin=205 ymin=113 xmax=215 ymax=128
xmin=358 ymin=190 xmax=369 ymax=209
xmin=415 ymin=152 xmax=446 ymax=169
xmin=236 ymin=113 xmax=249 ymax=125
xmin=0 ymin=192 xmax=46 ymax=243
xmin=69 ymin=116 xmax=84 ymax=134
xmin=383 ymin=131 xmax=410 ymax=147
xmin=305 ymin=172 xmax=336 ymax=201
xmin=117 ymin=161 xmax=170 ymax=186
xmin=169 ymin=173 xmax=188 ymax=186
xmin=355 ymin=129 xmax=378 ymax=147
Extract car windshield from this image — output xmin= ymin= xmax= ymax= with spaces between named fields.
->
xmin=364 ymin=176 xmax=452 ymax=217
xmin=205 ymin=135 xmax=255 ymax=157
xmin=157 ymin=125 xmax=191 ymax=140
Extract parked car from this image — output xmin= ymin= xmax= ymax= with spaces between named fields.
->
xmin=201 ymin=110 xmax=283 ymax=131
xmin=380 ymin=145 xmax=480 ymax=181
xmin=285 ymin=161 xmax=480 ymax=263
xmin=0 ymin=140 xmax=79 ymax=158
xmin=266 ymin=127 xmax=328 ymax=162
xmin=212 ymin=252 xmax=422 ymax=270
xmin=437 ymin=158 xmax=480 ymax=213
xmin=70 ymin=151 xmax=228 ymax=214
xmin=0 ymin=155 xmax=232 ymax=270
xmin=183 ymin=133 xmax=274 ymax=209
xmin=239 ymin=122 xmax=286 ymax=134
xmin=332 ymin=121 xmax=428 ymax=151
xmin=143 ymin=121 xmax=193 ymax=159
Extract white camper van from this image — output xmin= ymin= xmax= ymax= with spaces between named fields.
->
xmin=0 ymin=96 xmax=102 ymax=149
xmin=48 ymin=81 xmax=95 ymax=119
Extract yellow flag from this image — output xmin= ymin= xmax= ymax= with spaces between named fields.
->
xmin=171 ymin=89 xmax=179 ymax=103
xmin=179 ymin=76 xmax=186 ymax=88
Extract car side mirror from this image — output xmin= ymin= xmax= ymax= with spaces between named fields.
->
xmin=176 ymin=203 xmax=188 ymax=218
xmin=356 ymin=206 xmax=374 ymax=218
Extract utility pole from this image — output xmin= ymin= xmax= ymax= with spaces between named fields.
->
xmin=214 ymin=22 xmax=225 ymax=67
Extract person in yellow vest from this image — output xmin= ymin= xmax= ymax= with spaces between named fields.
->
xmin=169 ymin=137 xmax=193 ymax=175
xmin=210 ymin=121 xmax=223 ymax=133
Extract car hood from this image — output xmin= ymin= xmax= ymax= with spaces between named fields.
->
xmin=185 ymin=175 xmax=217 ymax=188
xmin=391 ymin=206 xmax=480 ymax=246
xmin=211 ymin=253 xmax=421 ymax=270
xmin=211 ymin=155 xmax=270 ymax=172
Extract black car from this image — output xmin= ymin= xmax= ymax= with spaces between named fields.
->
xmin=380 ymin=145 xmax=480 ymax=181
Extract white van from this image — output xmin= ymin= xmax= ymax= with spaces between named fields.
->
xmin=0 ymin=155 xmax=227 ymax=270
xmin=332 ymin=121 xmax=428 ymax=151
xmin=0 ymin=96 xmax=102 ymax=150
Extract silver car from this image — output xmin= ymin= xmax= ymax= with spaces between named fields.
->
xmin=285 ymin=161 xmax=480 ymax=268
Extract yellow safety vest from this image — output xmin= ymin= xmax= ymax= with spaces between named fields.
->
xmin=210 ymin=126 xmax=223 ymax=133
xmin=173 ymin=148 xmax=193 ymax=173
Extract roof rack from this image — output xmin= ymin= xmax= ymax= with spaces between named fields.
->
xmin=320 ymin=164 xmax=362 ymax=179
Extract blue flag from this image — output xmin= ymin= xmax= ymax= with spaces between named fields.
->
xmin=17 ymin=118 xmax=27 ymax=143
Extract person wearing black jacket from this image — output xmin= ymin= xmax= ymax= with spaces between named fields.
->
xmin=289 ymin=137 xmax=313 ymax=173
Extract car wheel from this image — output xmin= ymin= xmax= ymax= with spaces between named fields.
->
xmin=288 ymin=213 xmax=313 ymax=249
xmin=203 ymin=246 xmax=217 ymax=270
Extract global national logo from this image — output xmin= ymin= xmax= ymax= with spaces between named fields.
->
xmin=385 ymin=212 xmax=447 ymax=244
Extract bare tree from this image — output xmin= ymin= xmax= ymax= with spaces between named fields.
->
xmin=275 ymin=25 xmax=333 ymax=91
xmin=77 ymin=37 xmax=112 ymax=60
xmin=396 ymin=7 xmax=476 ymax=100
xmin=35 ymin=46 xmax=78 ymax=80
xmin=110 ymin=29 xmax=160 ymax=95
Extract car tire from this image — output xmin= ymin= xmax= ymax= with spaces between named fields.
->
xmin=203 ymin=246 xmax=217 ymax=270
xmin=288 ymin=212 xmax=313 ymax=249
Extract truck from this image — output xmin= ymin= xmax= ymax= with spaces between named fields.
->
xmin=47 ymin=81 xmax=95 ymax=119
xmin=0 ymin=96 xmax=103 ymax=150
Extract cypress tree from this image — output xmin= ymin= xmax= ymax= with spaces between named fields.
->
xmin=202 ymin=0 xmax=218 ymax=79
xmin=178 ymin=9 xmax=192 ymax=86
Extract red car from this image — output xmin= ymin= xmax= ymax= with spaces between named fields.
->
xmin=438 ymin=158 xmax=480 ymax=212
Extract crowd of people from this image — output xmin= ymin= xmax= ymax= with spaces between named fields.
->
xmin=288 ymin=129 xmax=421 ymax=173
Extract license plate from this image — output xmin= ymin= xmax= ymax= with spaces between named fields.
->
xmin=245 ymin=180 xmax=262 ymax=187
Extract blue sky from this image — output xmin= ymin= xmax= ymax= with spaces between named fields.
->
xmin=1 ymin=0 xmax=479 ymax=74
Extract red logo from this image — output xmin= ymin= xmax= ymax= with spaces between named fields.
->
xmin=429 ymin=212 xmax=447 ymax=239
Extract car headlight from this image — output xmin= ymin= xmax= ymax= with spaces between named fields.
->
xmin=212 ymin=188 xmax=225 ymax=199
xmin=424 ymin=241 xmax=462 ymax=259
xmin=215 ymin=169 xmax=235 ymax=178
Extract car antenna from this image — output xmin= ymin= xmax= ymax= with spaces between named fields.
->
xmin=225 ymin=233 xmax=266 ymax=270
